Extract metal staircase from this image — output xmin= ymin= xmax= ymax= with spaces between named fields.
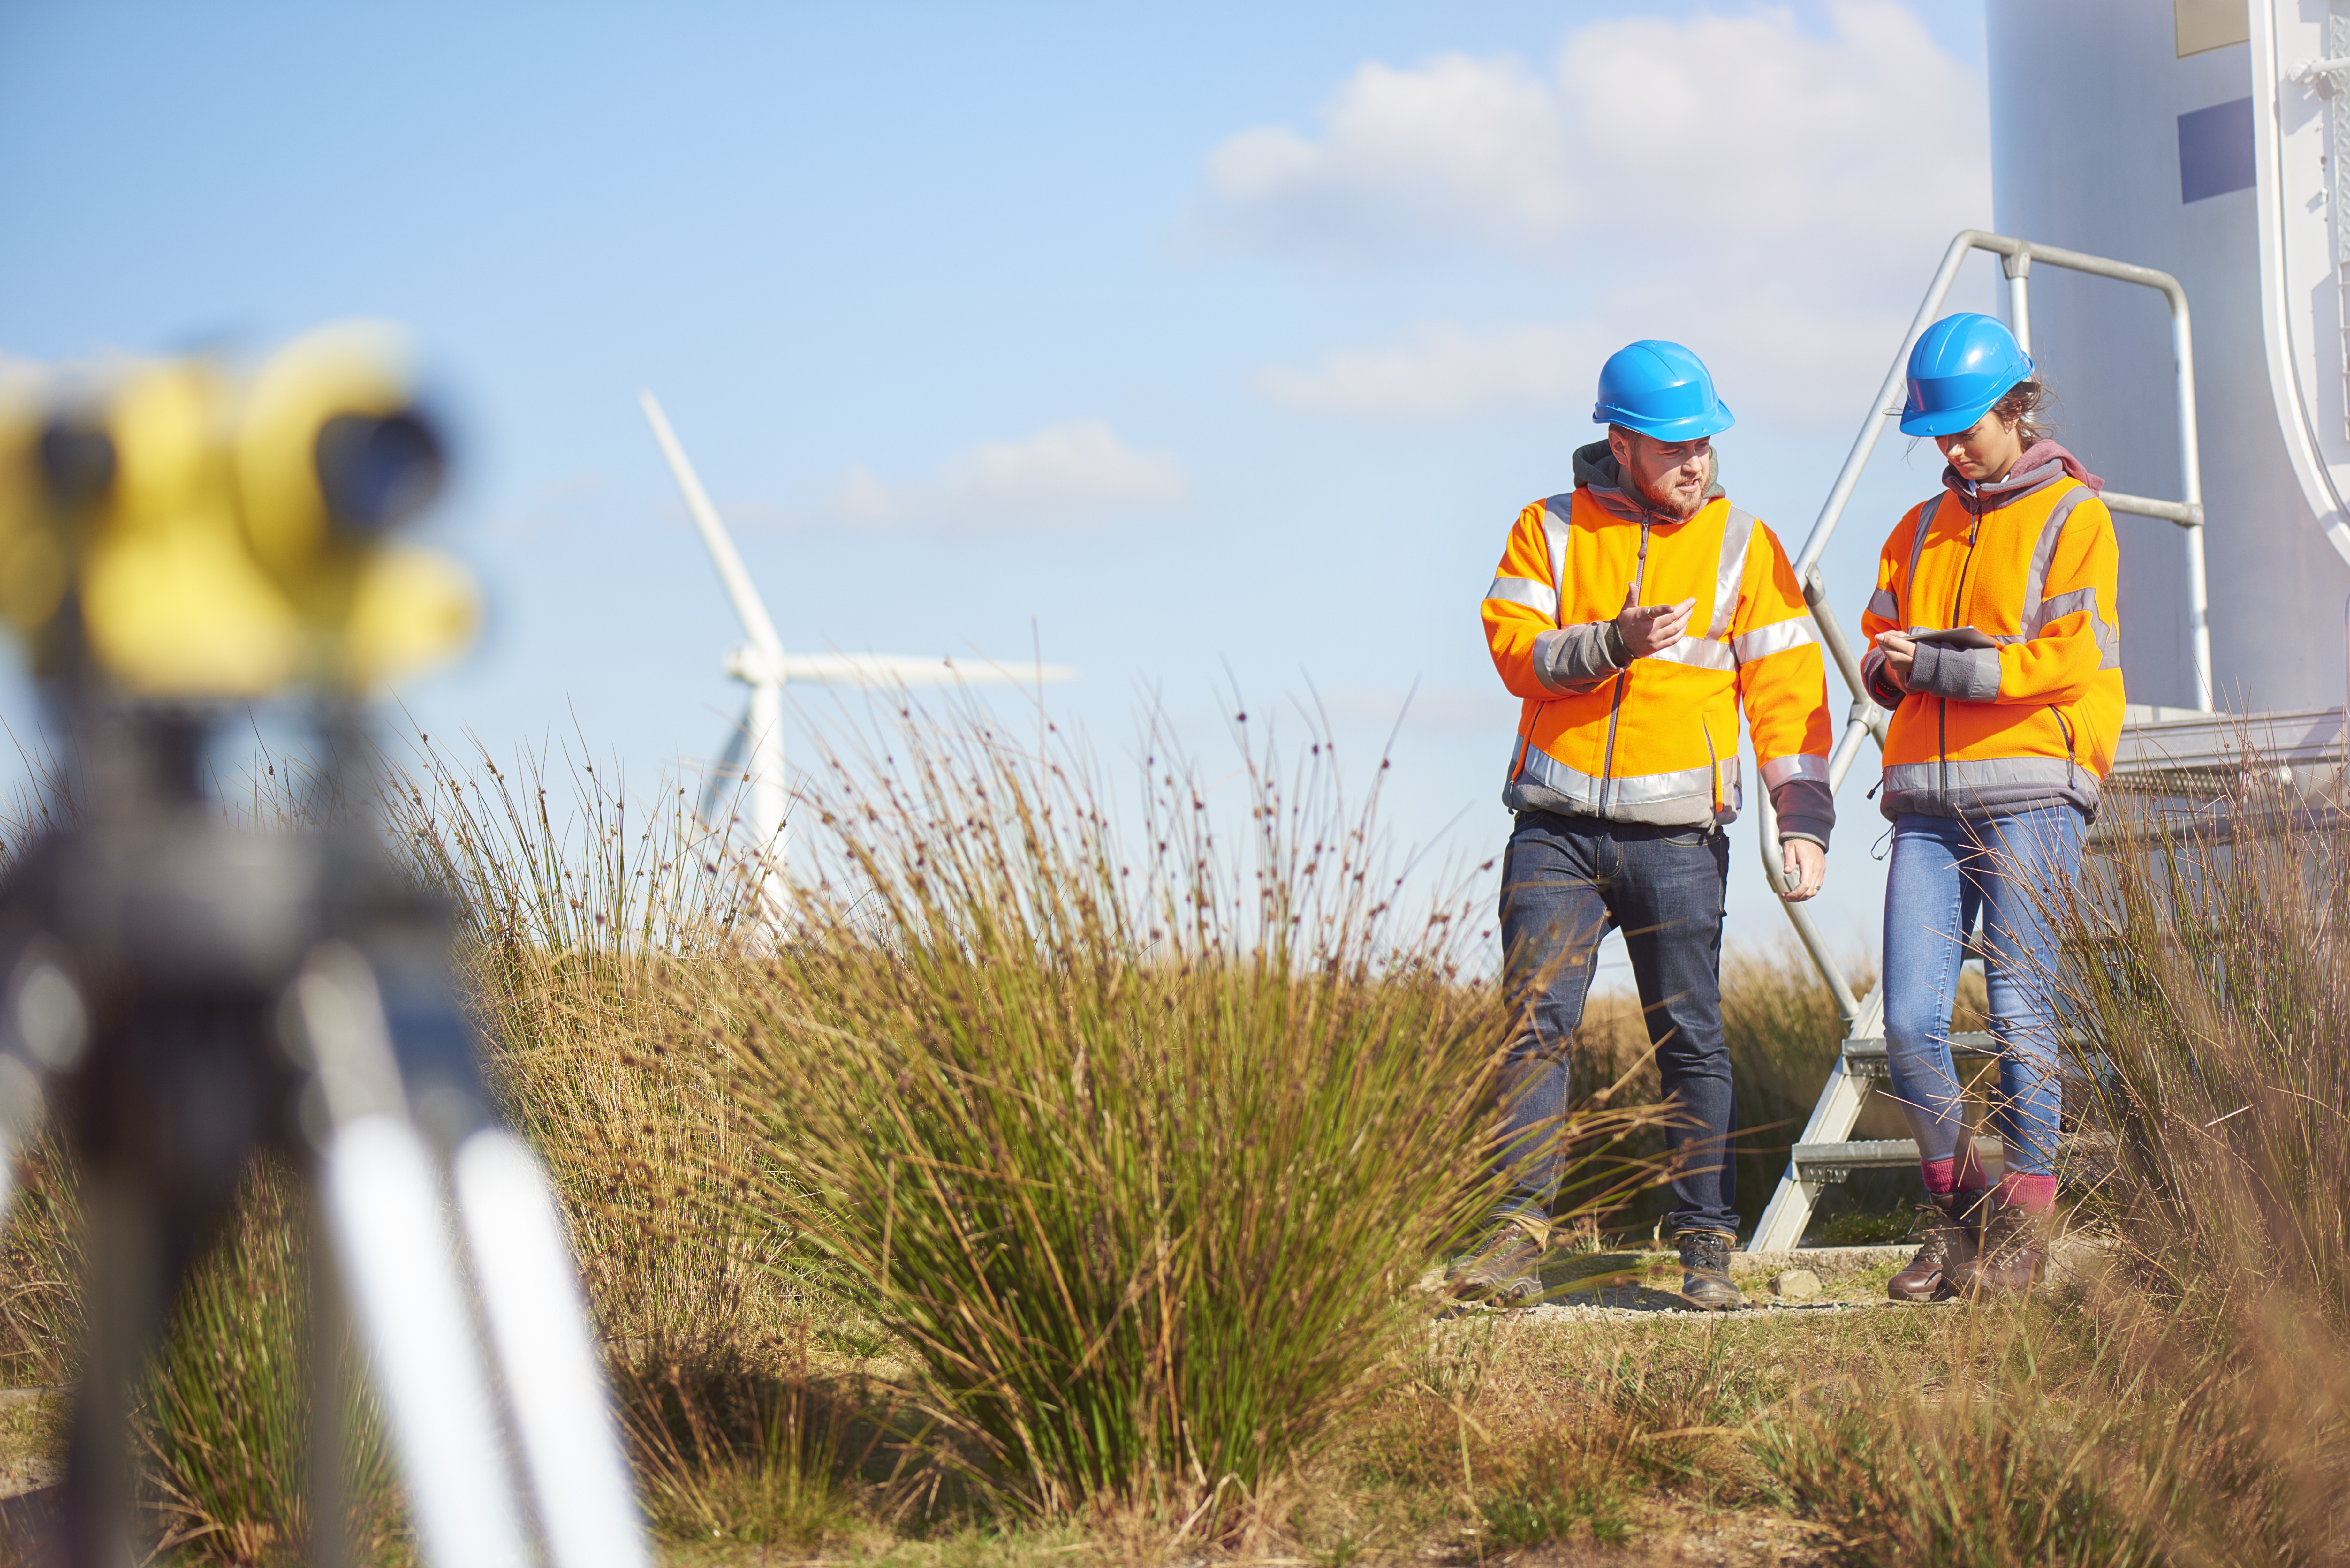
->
xmin=1747 ymin=230 xmax=2209 ymax=1254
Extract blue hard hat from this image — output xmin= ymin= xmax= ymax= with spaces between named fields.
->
xmin=1900 ymin=313 xmax=2034 ymax=437
xmin=1592 ymin=340 xmax=1734 ymax=441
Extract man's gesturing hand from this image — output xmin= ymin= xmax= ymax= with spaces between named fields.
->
xmin=1779 ymin=838 xmax=1826 ymax=902
xmin=1616 ymin=591 xmax=1697 ymax=659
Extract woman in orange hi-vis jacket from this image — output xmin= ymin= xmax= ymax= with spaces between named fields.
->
xmin=1860 ymin=312 xmax=2122 ymax=1301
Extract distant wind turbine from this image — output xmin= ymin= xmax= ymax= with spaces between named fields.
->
xmin=639 ymin=389 xmax=1074 ymax=920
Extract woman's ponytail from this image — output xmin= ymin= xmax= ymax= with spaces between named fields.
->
xmin=1992 ymin=379 xmax=2058 ymax=444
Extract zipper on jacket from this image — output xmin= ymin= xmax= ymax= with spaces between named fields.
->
xmin=1936 ymin=494 xmax=1985 ymax=808
xmin=2051 ymin=706 xmax=2077 ymax=792
xmin=1597 ymin=513 xmax=1651 ymax=814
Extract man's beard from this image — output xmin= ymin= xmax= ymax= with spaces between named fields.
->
xmin=1634 ymin=471 xmax=1709 ymax=520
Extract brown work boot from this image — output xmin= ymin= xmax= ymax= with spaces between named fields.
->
xmin=1443 ymin=1218 xmax=1547 ymax=1306
xmin=1951 ymin=1199 xmax=2046 ymax=1296
xmin=1887 ymin=1190 xmax=1984 ymax=1302
xmin=1673 ymin=1229 xmax=1744 ymax=1311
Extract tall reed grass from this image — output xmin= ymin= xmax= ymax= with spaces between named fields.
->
xmin=1743 ymin=767 xmax=2350 ymax=1564
xmin=708 ymin=714 xmax=1660 ymax=1520
xmin=9 ymin=703 xmax=2350 ymax=1565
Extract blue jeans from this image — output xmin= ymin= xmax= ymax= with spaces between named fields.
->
xmin=1881 ymin=806 xmax=2084 ymax=1180
xmin=1495 ymin=810 xmax=1737 ymax=1237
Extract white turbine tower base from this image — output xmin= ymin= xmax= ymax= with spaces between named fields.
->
xmin=638 ymin=390 xmax=1074 ymax=925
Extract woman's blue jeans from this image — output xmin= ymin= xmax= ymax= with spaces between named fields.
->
xmin=1881 ymin=806 xmax=2085 ymax=1181
xmin=1495 ymin=810 xmax=1736 ymax=1238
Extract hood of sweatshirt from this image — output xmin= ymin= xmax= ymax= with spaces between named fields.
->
xmin=1941 ymin=438 xmax=2104 ymax=512
xmin=1573 ymin=438 xmax=1725 ymax=524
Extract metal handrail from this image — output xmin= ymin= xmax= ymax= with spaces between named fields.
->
xmin=1759 ymin=229 xmax=2210 ymax=1018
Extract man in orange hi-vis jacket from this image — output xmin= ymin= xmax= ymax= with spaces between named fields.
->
xmin=1455 ymin=340 xmax=1835 ymax=1312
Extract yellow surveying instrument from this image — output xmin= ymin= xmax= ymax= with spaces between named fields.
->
xmin=0 ymin=324 xmax=647 ymax=1567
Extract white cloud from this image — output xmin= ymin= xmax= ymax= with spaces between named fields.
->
xmin=1255 ymin=321 xmax=1601 ymax=420
xmin=1207 ymin=54 xmax=1575 ymax=251
xmin=1207 ymin=1 xmax=1991 ymax=425
xmin=830 ymin=420 xmax=1187 ymax=530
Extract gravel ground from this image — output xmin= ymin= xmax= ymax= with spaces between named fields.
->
xmin=1432 ymin=1236 xmax=2113 ymax=1322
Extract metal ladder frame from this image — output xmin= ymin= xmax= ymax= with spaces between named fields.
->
xmin=1747 ymin=229 xmax=2208 ymax=1253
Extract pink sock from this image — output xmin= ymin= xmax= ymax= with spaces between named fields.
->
xmin=1920 ymin=1154 xmax=1991 ymax=1196
xmin=1995 ymin=1172 xmax=2058 ymax=1214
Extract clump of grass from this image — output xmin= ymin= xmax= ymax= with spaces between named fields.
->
xmin=2059 ymin=776 xmax=2350 ymax=1315
xmin=1744 ymin=769 xmax=2350 ymax=1566
xmin=1759 ymin=1386 xmax=2166 ymax=1566
xmin=2044 ymin=773 xmax=2350 ymax=1557
xmin=615 ymin=1330 xmax=862 ymax=1546
xmin=709 ymin=709 xmax=1656 ymax=1522
xmin=1479 ymin=1477 xmax=1632 ymax=1549
xmin=1751 ymin=1302 xmax=2309 ymax=1568
xmin=1810 ymin=1206 xmax=1915 ymax=1247
xmin=140 ymin=1160 xmax=401 ymax=1563
xmin=0 ymin=1134 xmax=83 ymax=1387
xmin=394 ymin=736 xmax=859 ymax=1544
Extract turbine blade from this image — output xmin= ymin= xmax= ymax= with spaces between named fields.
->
xmin=637 ymin=390 xmax=785 ymax=659
xmin=697 ymin=703 xmax=754 ymax=825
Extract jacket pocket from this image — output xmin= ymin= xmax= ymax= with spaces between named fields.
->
xmin=1702 ymin=718 xmax=1740 ymax=821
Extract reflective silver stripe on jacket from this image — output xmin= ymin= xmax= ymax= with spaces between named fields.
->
xmin=2028 ymin=584 xmax=2121 ymax=670
xmin=1879 ymin=756 xmax=2101 ymax=819
xmin=1541 ymin=493 xmax=1575 ymax=608
xmin=1648 ymin=636 xmax=1737 ymax=671
xmin=1484 ymin=575 xmax=1559 ymax=618
xmin=1505 ymin=741 xmax=1728 ymax=828
xmin=1883 ymin=758 xmax=2084 ymax=793
xmin=1759 ymin=753 xmax=1830 ymax=788
xmin=1905 ymin=492 xmax=1941 ymax=608
xmin=1865 ymin=586 xmax=1898 ymax=622
xmin=1732 ymin=616 xmax=1816 ymax=663
xmin=2016 ymin=487 xmax=2092 ymax=633
xmin=1705 ymin=506 xmax=1758 ymax=639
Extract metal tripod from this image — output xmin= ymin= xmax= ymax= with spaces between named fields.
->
xmin=0 ymin=703 xmax=650 ymax=1567
xmin=0 ymin=323 xmax=651 ymax=1565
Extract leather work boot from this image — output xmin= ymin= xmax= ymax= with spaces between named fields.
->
xmin=1673 ymin=1229 xmax=1744 ymax=1311
xmin=1951 ymin=1200 xmax=2046 ymax=1296
xmin=1443 ymin=1219 xmax=1547 ymax=1307
xmin=1887 ymin=1191 xmax=1984 ymax=1302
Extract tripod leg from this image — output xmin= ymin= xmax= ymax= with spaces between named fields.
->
xmin=308 ymin=1200 xmax=348 ymax=1568
xmin=320 ymin=1116 xmax=529 ymax=1568
xmin=453 ymin=1128 xmax=652 ymax=1568
xmin=0 ymin=1054 xmax=36 ymax=1234
xmin=59 ymin=1176 xmax=160 ymax=1568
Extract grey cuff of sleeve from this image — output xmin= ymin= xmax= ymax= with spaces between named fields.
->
xmin=1910 ymin=642 xmax=2002 ymax=703
xmin=1541 ymin=621 xmax=1629 ymax=689
xmin=1860 ymin=649 xmax=1905 ymax=710
xmin=1771 ymin=779 xmax=1835 ymax=849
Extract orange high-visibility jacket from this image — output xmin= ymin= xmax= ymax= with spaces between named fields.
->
xmin=1482 ymin=446 xmax=1835 ymax=842
xmin=1858 ymin=444 xmax=2123 ymax=821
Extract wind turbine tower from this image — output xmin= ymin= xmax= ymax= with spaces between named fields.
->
xmin=639 ymin=391 xmax=1074 ymax=921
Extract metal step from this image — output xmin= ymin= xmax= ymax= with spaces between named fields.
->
xmin=1839 ymin=1032 xmax=1999 ymax=1076
xmin=1788 ymin=1136 xmax=2005 ymax=1183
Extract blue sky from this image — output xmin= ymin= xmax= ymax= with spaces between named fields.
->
xmin=0 ymin=1 xmax=2001 ymax=975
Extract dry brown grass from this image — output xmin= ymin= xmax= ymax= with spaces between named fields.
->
xmin=0 ymin=717 xmax=2344 ymax=1566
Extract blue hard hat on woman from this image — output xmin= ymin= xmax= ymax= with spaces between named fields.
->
xmin=1593 ymin=340 xmax=1734 ymax=441
xmin=1899 ymin=313 xmax=2035 ymax=437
